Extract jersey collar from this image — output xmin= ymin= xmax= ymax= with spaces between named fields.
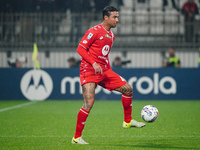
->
xmin=100 ymin=23 xmax=111 ymax=33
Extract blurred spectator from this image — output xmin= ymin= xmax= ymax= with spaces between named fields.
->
xmin=69 ymin=0 xmax=92 ymax=43
xmin=163 ymin=48 xmax=180 ymax=68
xmin=198 ymin=57 xmax=200 ymax=68
xmin=8 ymin=56 xmax=27 ymax=68
xmin=1 ymin=0 xmax=18 ymax=42
xmin=18 ymin=0 xmax=37 ymax=42
xmin=15 ymin=60 xmax=23 ymax=68
xmin=68 ymin=57 xmax=80 ymax=68
xmin=198 ymin=49 xmax=200 ymax=68
xmin=112 ymin=56 xmax=122 ymax=68
xmin=162 ymin=0 xmax=179 ymax=11
xmin=182 ymin=0 xmax=199 ymax=42
xmin=112 ymin=56 xmax=131 ymax=68
xmin=40 ymin=0 xmax=55 ymax=42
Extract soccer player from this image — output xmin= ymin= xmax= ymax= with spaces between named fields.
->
xmin=71 ymin=6 xmax=145 ymax=144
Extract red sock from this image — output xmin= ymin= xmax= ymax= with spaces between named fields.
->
xmin=122 ymin=94 xmax=133 ymax=123
xmin=74 ymin=108 xmax=89 ymax=139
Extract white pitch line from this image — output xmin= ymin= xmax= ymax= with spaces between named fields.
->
xmin=0 ymin=101 xmax=36 ymax=112
xmin=0 ymin=135 xmax=199 ymax=138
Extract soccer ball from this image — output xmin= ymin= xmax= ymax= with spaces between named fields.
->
xmin=141 ymin=105 xmax=159 ymax=122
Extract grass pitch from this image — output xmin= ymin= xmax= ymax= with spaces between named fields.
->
xmin=0 ymin=100 xmax=199 ymax=150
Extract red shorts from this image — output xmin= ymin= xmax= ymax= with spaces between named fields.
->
xmin=80 ymin=69 xmax=127 ymax=91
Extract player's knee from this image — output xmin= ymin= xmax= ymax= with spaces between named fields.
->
xmin=126 ymin=86 xmax=133 ymax=95
xmin=123 ymin=84 xmax=133 ymax=96
xmin=117 ymin=83 xmax=133 ymax=96
xmin=87 ymin=103 xmax=94 ymax=111
xmin=83 ymin=100 xmax=94 ymax=111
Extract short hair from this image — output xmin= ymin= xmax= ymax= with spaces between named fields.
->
xmin=103 ymin=6 xmax=118 ymax=20
xmin=68 ymin=57 xmax=76 ymax=62
xmin=115 ymin=56 xmax=121 ymax=61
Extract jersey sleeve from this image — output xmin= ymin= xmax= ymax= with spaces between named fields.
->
xmin=79 ymin=29 xmax=97 ymax=50
xmin=77 ymin=45 xmax=96 ymax=65
xmin=77 ymin=28 xmax=97 ymax=65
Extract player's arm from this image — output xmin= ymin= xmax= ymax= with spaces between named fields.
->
xmin=77 ymin=45 xmax=95 ymax=65
xmin=92 ymin=62 xmax=103 ymax=74
xmin=77 ymin=45 xmax=103 ymax=74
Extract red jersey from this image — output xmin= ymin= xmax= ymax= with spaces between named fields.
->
xmin=77 ymin=24 xmax=115 ymax=72
xmin=183 ymin=2 xmax=198 ymax=14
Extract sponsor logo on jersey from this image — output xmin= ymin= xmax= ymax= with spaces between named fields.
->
xmin=105 ymin=34 xmax=111 ymax=39
xmin=98 ymin=56 xmax=107 ymax=60
xmin=83 ymin=40 xmax=87 ymax=44
xmin=87 ymin=33 xmax=93 ymax=39
xmin=102 ymin=45 xmax=110 ymax=56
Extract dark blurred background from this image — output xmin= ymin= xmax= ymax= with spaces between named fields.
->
xmin=0 ymin=0 xmax=200 ymax=68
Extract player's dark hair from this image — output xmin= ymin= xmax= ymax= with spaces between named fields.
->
xmin=103 ymin=6 xmax=118 ymax=20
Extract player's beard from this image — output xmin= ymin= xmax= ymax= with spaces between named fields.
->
xmin=111 ymin=23 xmax=117 ymax=28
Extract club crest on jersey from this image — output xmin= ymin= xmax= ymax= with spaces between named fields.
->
xmin=102 ymin=45 xmax=110 ymax=56
xmin=105 ymin=34 xmax=111 ymax=39
xmin=87 ymin=33 xmax=93 ymax=39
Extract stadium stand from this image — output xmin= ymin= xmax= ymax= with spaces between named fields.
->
xmin=0 ymin=0 xmax=199 ymax=68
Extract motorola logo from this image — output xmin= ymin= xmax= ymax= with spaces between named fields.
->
xmin=20 ymin=69 xmax=53 ymax=101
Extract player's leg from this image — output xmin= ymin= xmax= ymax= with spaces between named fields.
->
xmin=99 ymin=69 xmax=145 ymax=129
xmin=98 ymin=69 xmax=133 ymax=125
xmin=72 ymin=82 xmax=96 ymax=144
xmin=115 ymin=83 xmax=145 ymax=128
xmin=82 ymin=82 xmax=96 ymax=111
xmin=115 ymin=82 xmax=133 ymax=96
xmin=115 ymin=83 xmax=133 ymax=123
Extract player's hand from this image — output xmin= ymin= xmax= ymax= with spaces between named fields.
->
xmin=92 ymin=62 xmax=103 ymax=74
